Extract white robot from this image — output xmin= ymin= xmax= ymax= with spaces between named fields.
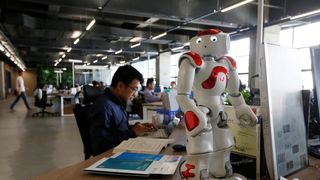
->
xmin=176 ymin=29 xmax=258 ymax=180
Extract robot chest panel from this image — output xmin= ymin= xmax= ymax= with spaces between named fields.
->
xmin=194 ymin=61 xmax=229 ymax=93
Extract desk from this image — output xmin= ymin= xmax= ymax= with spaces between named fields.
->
xmin=32 ymin=127 xmax=186 ymax=180
xmin=58 ymin=94 xmax=83 ymax=116
xmin=142 ymin=101 xmax=163 ymax=122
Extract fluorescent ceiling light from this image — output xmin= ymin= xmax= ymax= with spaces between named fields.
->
xmin=67 ymin=47 xmax=72 ymax=52
xmin=62 ymin=54 xmax=66 ymax=58
xmin=104 ymin=65 xmax=109 ymax=67
xmin=54 ymin=70 xmax=63 ymax=73
xmin=5 ymin=52 xmax=10 ymax=57
xmin=119 ymin=60 xmax=125 ymax=64
xmin=115 ymin=49 xmax=123 ymax=54
xmin=82 ymin=64 xmax=86 ymax=67
xmin=101 ymin=56 xmax=108 ymax=60
xmin=132 ymin=57 xmax=139 ymax=61
xmin=59 ymin=58 xmax=62 ymax=62
xmin=183 ymin=42 xmax=190 ymax=46
xmin=54 ymin=62 xmax=59 ymax=67
xmin=129 ymin=37 xmax=143 ymax=42
xmin=68 ymin=59 xmax=83 ymax=63
xmin=171 ymin=46 xmax=184 ymax=51
xmin=290 ymin=9 xmax=320 ymax=20
xmin=130 ymin=43 xmax=141 ymax=48
xmin=93 ymin=60 xmax=98 ymax=63
xmin=152 ymin=32 xmax=167 ymax=40
xmin=71 ymin=31 xmax=82 ymax=38
xmin=221 ymin=0 xmax=254 ymax=13
xmin=87 ymin=63 xmax=91 ymax=66
xmin=0 ymin=44 xmax=4 ymax=51
xmin=73 ymin=38 xmax=80 ymax=45
xmin=86 ymin=19 xmax=96 ymax=31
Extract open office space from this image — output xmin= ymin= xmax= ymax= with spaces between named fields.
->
xmin=0 ymin=0 xmax=320 ymax=179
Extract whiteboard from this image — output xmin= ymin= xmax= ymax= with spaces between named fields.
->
xmin=260 ymin=43 xmax=308 ymax=179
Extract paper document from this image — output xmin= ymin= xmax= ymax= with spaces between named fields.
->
xmin=84 ymin=152 xmax=182 ymax=176
xmin=113 ymin=137 xmax=174 ymax=154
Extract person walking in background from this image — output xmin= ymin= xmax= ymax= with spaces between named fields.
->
xmin=10 ymin=70 xmax=31 ymax=111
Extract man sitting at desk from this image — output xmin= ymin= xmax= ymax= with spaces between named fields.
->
xmin=143 ymin=78 xmax=162 ymax=103
xmin=89 ymin=65 xmax=156 ymax=155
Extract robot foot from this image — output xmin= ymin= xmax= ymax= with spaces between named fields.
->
xmin=209 ymin=173 xmax=246 ymax=180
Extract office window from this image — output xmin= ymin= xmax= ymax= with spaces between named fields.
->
xmin=229 ymin=37 xmax=250 ymax=87
xmin=132 ymin=58 xmax=156 ymax=83
xmin=279 ymin=21 xmax=320 ymax=90
xmin=170 ymin=53 xmax=182 ymax=83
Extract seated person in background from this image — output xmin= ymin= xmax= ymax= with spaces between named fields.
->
xmin=143 ymin=78 xmax=162 ymax=103
xmin=170 ymin=81 xmax=177 ymax=89
xmin=89 ymin=65 xmax=156 ymax=155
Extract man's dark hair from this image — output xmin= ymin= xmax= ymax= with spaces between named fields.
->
xmin=18 ymin=70 xmax=23 ymax=74
xmin=146 ymin=78 xmax=154 ymax=86
xmin=111 ymin=65 xmax=143 ymax=87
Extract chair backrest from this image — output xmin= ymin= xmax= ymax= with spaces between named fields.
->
xmin=82 ymin=85 xmax=104 ymax=105
xmin=73 ymin=104 xmax=93 ymax=160
xmin=35 ymin=90 xmax=48 ymax=108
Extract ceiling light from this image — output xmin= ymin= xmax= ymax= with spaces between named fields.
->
xmin=221 ymin=0 xmax=254 ymax=13
xmin=104 ymin=65 xmax=109 ymax=67
xmin=68 ymin=59 xmax=83 ymax=63
xmin=115 ymin=49 xmax=123 ymax=54
xmin=86 ymin=19 xmax=96 ymax=31
xmin=290 ymin=9 xmax=320 ymax=20
xmin=119 ymin=61 xmax=125 ymax=64
xmin=62 ymin=54 xmax=66 ymax=58
xmin=93 ymin=60 xmax=98 ymax=63
xmin=0 ymin=44 xmax=4 ymax=51
xmin=82 ymin=64 xmax=86 ymax=67
xmin=5 ymin=52 xmax=10 ymax=57
xmin=129 ymin=37 xmax=143 ymax=42
xmin=54 ymin=62 xmax=59 ymax=67
xmin=73 ymin=38 xmax=80 ymax=45
xmin=102 ymin=56 xmax=108 ymax=60
xmin=132 ymin=57 xmax=139 ymax=61
xmin=59 ymin=58 xmax=62 ymax=62
xmin=71 ymin=31 xmax=82 ymax=38
xmin=67 ymin=47 xmax=72 ymax=52
xmin=130 ymin=43 xmax=141 ymax=48
xmin=152 ymin=32 xmax=167 ymax=40
xmin=87 ymin=63 xmax=91 ymax=66
xmin=171 ymin=46 xmax=184 ymax=51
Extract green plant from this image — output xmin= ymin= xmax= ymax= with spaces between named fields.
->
xmin=224 ymin=89 xmax=251 ymax=105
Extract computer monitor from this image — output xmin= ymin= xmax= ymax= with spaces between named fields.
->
xmin=162 ymin=89 xmax=179 ymax=111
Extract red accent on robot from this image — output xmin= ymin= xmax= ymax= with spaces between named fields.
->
xmin=225 ymin=56 xmax=237 ymax=69
xmin=202 ymin=66 xmax=229 ymax=89
xmin=186 ymin=52 xmax=202 ymax=66
xmin=185 ymin=111 xmax=200 ymax=131
xmin=181 ymin=163 xmax=196 ymax=178
xmin=197 ymin=29 xmax=222 ymax=36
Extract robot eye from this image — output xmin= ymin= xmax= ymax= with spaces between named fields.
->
xmin=210 ymin=36 xmax=218 ymax=42
xmin=196 ymin=38 xmax=202 ymax=44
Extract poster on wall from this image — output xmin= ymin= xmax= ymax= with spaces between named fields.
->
xmin=260 ymin=43 xmax=308 ymax=179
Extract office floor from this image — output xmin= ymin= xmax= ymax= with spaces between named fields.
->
xmin=0 ymin=96 xmax=320 ymax=180
xmin=0 ymin=96 xmax=83 ymax=180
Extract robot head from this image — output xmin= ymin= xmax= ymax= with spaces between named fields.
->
xmin=189 ymin=29 xmax=230 ymax=58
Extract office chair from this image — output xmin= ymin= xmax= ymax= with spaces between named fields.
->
xmin=32 ymin=90 xmax=56 ymax=117
xmin=73 ymin=85 xmax=104 ymax=160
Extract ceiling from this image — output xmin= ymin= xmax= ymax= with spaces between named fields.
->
xmin=0 ymin=0 xmax=319 ymax=68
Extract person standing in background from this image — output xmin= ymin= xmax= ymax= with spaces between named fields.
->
xmin=10 ymin=70 xmax=31 ymax=111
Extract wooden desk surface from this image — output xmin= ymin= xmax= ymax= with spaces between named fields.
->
xmin=142 ymin=101 xmax=163 ymax=106
xmin=32 ymin=127 xmax=187 ymax=180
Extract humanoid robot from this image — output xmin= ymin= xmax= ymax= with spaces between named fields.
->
xmin=176 ymin=29 xmax=258 ymax=180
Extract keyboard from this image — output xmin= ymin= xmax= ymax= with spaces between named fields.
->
xmin=144 ymin=129 xmax=169 ymax=138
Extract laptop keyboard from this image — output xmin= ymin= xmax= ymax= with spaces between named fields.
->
xmin=144 ymin=129 xmax=168 ymax=138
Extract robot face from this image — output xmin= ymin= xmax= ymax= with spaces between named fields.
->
xmin=190 ymin=29 xmax=230 ymax=58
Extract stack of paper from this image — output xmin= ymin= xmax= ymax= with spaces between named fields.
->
xmin=112 ymin=137 xmax=174 ymax=154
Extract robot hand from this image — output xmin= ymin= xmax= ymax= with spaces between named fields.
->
xmin=234 ymin=104 xmax=257 ymax=127
xmin=185 ymin=106 xmax=210 ymax=137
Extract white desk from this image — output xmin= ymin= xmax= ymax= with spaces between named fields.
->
xmin=59 ymin=94 xmax=83 ymax=116
xmin=142 ymin=101 xmax=163 ymax=122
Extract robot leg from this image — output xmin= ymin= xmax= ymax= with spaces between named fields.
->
xmin=180 ymin=153 xmax=212 ymax=180
xmin=209 ymin=146 xmax=233 ymax=178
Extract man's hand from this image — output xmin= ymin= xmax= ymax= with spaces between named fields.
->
xmin=132 ymin=123 xmax=157 ymax=136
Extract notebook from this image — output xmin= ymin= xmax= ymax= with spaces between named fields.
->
xmin=84 ymin=152 xmax=182 ymax=177
xmin=112 ymin=137 xmax=174 ymax=154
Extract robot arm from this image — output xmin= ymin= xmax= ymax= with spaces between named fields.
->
xmin=177 ymin=58 xmax=209 ymax=137
xmin=225 ymin=56 xmax=257 ymax=127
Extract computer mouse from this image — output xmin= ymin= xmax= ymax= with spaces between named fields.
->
xmin=172 ymin=144 xmax=186 ymax=152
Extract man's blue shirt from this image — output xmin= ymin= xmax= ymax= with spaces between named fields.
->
xmin=89 ymin=88 xmax=136 ymax=155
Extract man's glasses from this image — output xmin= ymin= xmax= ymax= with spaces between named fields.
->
xmin=127 ymin=86 xmax=139 ymax=92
